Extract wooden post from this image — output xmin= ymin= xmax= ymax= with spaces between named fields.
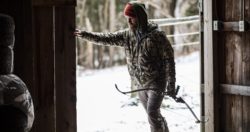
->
xmin=32 ymin=7 xmax=56 ymax=132
xmin=199 ymin=0 xmax=205 ymax=131
xmin=54 ymin=6 xmax=76 ymax=132
xmin=204 ymin=0 xmax=219 ymax=131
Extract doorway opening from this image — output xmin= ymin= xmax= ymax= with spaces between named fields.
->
xmin=76 ymin=0 xmax=201 ymax=131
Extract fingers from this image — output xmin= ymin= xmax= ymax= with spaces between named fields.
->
xmin=74 ymin=29 xmax=82 ymax=37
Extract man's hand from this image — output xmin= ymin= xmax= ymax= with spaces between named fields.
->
xmin=166 ymin=82 xmax=177 ymax=99
xmin=167 ymin=89 xmax=176 ymax=99
xmin=74 ymin=29 xmax=83 ymax=37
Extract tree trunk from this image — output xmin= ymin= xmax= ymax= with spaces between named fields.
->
xmin=85 ymin=18 xmax=94 ymax=69
xmin=174 ymin=0 xmax=199 ymax=56
xmin=108 ymin=0 xmax=116 ymax=67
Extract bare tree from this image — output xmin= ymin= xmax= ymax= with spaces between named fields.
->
xmin=174 ymin=0 xmax=199 ymax=56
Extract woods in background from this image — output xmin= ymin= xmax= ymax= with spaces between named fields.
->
xmin=76 ymin=0 xmax=199 ymax=69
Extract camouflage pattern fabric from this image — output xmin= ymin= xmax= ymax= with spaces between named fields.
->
xmin=80 ymin=22 xmax=176 ymax=93
xmin=0 ymin=74 xmax=34 ymax=132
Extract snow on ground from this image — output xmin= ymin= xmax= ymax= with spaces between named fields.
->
xmin=77 ymin=51 xmax=201 ymax=132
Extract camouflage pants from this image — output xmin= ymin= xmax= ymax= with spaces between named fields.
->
xmin=138 ymin=88 xmax=169 ymax=132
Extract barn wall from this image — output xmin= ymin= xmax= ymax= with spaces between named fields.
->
xmin=32 ymin=3 xmax=77 ymax=132
xmin=0 ymin=0 xmax=76 ymax=132
xmin=204 ymin=0 xmax=250 ymax=131
xmin=216 ymin=0 xmax=250 ymax=131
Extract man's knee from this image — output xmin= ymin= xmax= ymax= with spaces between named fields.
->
xmin=147 ymin=109 xmax=159 ymax=118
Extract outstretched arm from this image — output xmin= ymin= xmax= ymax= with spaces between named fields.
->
xmin=164 ymin=39 xmax=176 ymax=97
xmin=74 ymin=29 xmax=127 ymax=47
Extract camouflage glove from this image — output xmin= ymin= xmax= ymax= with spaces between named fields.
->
xmin=167 ymin=82 xmax=176 ymax=98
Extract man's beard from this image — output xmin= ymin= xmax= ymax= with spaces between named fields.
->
xmin=129 ymin=24 xmax=137 ymax=31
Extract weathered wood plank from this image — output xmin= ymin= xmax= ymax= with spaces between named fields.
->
xmin=231 ymin=95 xmax=243 ymax=132
xmin=217 ymin=0 xmax=245 ymax=131
xmin=213 ymin=21 xmax=249 ymax=32
xmin=204 ymin=0 xmax=219 ymax=131
xmin=222 ymin=31 xmax=243 ymax=132
xmin=226 ymin=2 xmax=243 ymax=130
xmin=242 ymin=2 xmax=250 ymax=129
xmin=243 ymin=96 xmax=250 ymax=132
xmin=224 ymin=0 xmax=241 ymax=21
xmin=32 ymin=7 xmax=56 ymax=132
xmin=220 ymin=84 xmax=250 ymax=96
xmin=54 ymin=6 xmax=76 ymax=132
xmin=32 ymin=0 xmax=76 ymax=6
xmin=220 ymin=94 xmax=233 ymax=132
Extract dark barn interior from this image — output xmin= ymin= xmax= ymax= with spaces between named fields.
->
xmin=0 ymin=0 xmax=77 ymax=132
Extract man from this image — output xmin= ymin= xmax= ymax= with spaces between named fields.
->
xmin=0 ymin=14 xmax=34 ymax=132
xmin=75 ymin=1 xmax=176 ymax=132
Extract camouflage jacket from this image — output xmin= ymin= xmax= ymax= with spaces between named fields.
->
xmin=80 ymin=22 xmax=175 ymax=92
xmin=0 ymin=74 xmax=34 ymax=132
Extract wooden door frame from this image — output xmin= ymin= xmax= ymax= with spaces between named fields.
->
xmin=203 ymin=0 xmax=220 ymax=131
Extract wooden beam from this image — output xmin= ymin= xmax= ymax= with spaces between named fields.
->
xmin=199 ymin=0 xmax=205 ymax=131
xmin=54 ymin=6 xmax=76 ymax=132
xmin=32 ymin=0 xmax=76 ymax=6
xmin=220 ymin=84 xmax=250 ymax=96
xmin=204 ymin=0 xmax=214 ymax=129
xmin=204 ymin=0 xmax=219 ymax=131
xmin=32 ymin=7 xmax=56 ymax=132
xmin=213 ymin=21 xmax=248 ymax=32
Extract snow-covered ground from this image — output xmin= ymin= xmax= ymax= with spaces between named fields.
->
xmin=77 ymin=51 xmax=201 ymax=132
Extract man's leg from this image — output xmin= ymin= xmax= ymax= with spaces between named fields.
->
xmin=147 ymin=91 xmax=169 ymax=132
xmin=138 ymin=90 xmax=148 ymax=110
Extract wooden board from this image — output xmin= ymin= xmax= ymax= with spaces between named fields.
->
xmin=32 ymin=7 xmax=56 ymax=132
xmin=32 ymin=0 xmax=76 ymax=6
xmin=242 ymin=2 xmax=250 ymax=128
xmin=217 ymin=0 xmax=250 ymax=131
xmin=54 ymin=6 xmax=77 ymax=132
xmin=204 ymin=0 xmax=218 ymax=131
xmin=220 ymin=84 xmax=250 ymax=96
xmin=0 ymin=1 xmax=77 ymax=132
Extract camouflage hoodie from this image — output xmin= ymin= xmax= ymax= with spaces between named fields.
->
xmin=80 ymin=3 xmax=175 ymax=92
xmin=0 ymin=74 xmax=34 ymax=132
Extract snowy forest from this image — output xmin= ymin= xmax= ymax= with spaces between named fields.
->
xmin=76 ymin=0 xmax=199 ymax=69
xmin=76 ymin=0 xmax=201 ymax=132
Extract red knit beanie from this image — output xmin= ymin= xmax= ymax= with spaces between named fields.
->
xmin=124 ymin=3 xmax=136 ymax=18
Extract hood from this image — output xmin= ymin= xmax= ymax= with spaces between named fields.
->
xmin=129 ymin=1 xmax=148 ymax=33
xmin=147 ymin=21 xmax=158 ymax=33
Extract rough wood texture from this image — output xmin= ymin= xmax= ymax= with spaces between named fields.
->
xmin=242 ymin=1 xmax=250 ymax=127
xmin=54 ymin=6 xmax=76 ymax=132
xmin=217 ymin=0 xmax=250 ymax=131
xmin=204 ymin=0 xmax=218 ymax=131
xmin=32 ymin=7 xmax=56 ymax=132
xmin=220 ymin=84 xmax=250 ymax=96
xmin=214 ymin=21 xmax=247 ymax=31
xmin=0 ymin=1 xmax=77 ymax=132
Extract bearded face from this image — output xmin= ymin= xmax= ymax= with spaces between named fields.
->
xmin=127 ymin=17 xmax=138 ymax=31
